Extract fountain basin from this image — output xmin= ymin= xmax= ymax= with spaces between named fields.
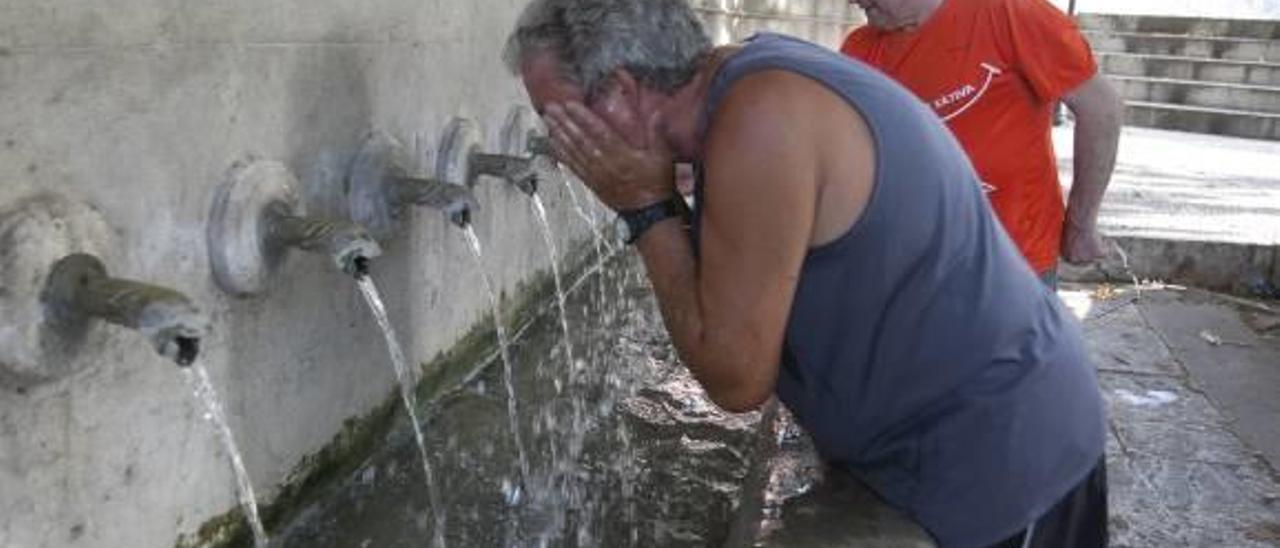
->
xmin=266 ymin=255 xmax=773 ymax=547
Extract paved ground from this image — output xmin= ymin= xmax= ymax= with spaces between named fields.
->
xmin=1065 ymin=283 xmax=1280 ymax=546
xmin=1054 ymin=125 xmax=1280 ymax=246
xmin=756 ymin=283 xmax=1280 ymax=547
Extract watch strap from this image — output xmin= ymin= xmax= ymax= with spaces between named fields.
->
xmin=618 ymin=198 xmax=688 ymax=245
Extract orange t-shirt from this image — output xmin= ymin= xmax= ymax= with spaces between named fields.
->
xmin=842 ymin=0 xmax=1096 ymax=274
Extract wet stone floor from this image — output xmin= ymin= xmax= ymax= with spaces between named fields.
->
xmin=272 ymin=255 xmax=1280 ymax=547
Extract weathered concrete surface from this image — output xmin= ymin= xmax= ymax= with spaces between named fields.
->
xmin=692 ymin=0 xmax=862 ymax=48
xmin=1098 ymin=52 xmax=1280 ymax=87
xmin=1064 ymin=284 xmax=1280 ymax=547
xmin=0 ymin=2 xmax=601 ymax=547
xmin=1135 ymin=289 xmax=1280 ymax=475
xmin=1065 ymin=1 xmax=1280 ymax=21
xmin=0 ymin=2 xmax=862 ymax=547
xmin=1080 ymin=12 xmax=1280 ymax=140
xmin=1110 ymin=76 xmax=1280 ymax=114
xmin=1055 ymin=125 xmax=1280 ymax=295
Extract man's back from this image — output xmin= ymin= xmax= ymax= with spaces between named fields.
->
xmin=693 ymin=33 xmax=1105 ymax=546
xmin=843 ymin=0 xmax=1098 ymax=275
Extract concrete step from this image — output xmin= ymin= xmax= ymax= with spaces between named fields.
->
xmin=1054 ymin=124 xmax=1280 ymax=293
xmin=1078 ymin=13 xmax=1280 ymax=40
xmin=1112 ymin=75 xmax=1280 ymax=113
xmin=1122 ymin=100 xmax=1280 ymax=140
xmin=1099 ymin=52 xmax=1280 ymax=86
xmin=1086 ymin=31 xmax=1280 ymax=62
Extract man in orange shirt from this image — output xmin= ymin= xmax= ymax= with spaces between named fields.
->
xmin=843 ymin=0 xmax=1123 ymax=285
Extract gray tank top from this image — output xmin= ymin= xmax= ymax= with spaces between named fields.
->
xmin=692 ymin=34 xmax=1105 ymax=546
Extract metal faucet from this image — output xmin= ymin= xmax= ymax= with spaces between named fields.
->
xmin=385 ymin=174 xmax=477 ymax=228
xmin=209 ymin=159 xmax=385 ymax=297
xmin=347 ymin=131 xmax=479 ymax=241
xmin=264 ymin=204 xmax=381 ymax=277
xmin=41 ymin=254 xmax=208 ymax=367
xmin=470 ymin=152 xmax=540 ymax=196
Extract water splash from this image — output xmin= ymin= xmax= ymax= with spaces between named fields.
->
xmin=461 ymin=226 xmax=531 ymax=493
xmin=355 ymin=276 xmax=446 ymax=548
xmin=530 ymin=194 xmax=576 ymax=375
xmin=556 ymin=167 xmax=614 ymax=259
xmin=184 ymin=363 xmax=268 ymax=548
xmin=529 ymin=193 xmax=592 ymax=541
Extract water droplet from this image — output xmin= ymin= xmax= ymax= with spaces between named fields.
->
xmin=503 ymin=478 xmax=524 ymax=506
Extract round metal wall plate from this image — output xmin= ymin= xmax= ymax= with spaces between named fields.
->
xmin=437 ymin=117 xmax=482 ymax=187
xmin=501 ymin=105 xmax=542 ymax=156
xmin=0 ymin=193 xmax=115 ymax=389
xmin=207 ymin=159 xmax=301 ymax=297
xmin=347 ymin=131 xmax=413 ymax=242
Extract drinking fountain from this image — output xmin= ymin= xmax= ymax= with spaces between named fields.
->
xmin=458 ymin=114 xmax=546 ymax=197
xmin=501 ymin=106 xmax=553 ymax=160
xmin=207 ymin=159 xmax=383 ymax=297
xmin=347 ymin=130 xmax=479 ymax=242
xmin=1 ymin=194 xmax=209 ymax=390
xmin=43 ymin=253 xmax=206 ymax=366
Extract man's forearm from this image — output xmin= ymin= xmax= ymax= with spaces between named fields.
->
xmin=1065 ymin=84 xmax=1123 ymax=229
xmin=635 ymin=218 xmax=704 ymax=360
xmin=632 ymin=218 xmax=767 ymax=412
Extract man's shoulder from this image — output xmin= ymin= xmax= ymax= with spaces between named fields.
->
xmin=708 ymin=69 xmax=858 ymax=144
xmin=718 ymin=70 xmax=826 ymax=116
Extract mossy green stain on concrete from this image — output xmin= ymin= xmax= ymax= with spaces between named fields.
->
xmin=173 ymin=509 xmax=246 ymax=548
xmin=173 ymin=396 xmax=400 ymax=548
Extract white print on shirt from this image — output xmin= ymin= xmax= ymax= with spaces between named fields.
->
xmin=931 ymin=62 xmax=1004 ymax=122
xmin=979 ymin=180 xmax=997 ymax=193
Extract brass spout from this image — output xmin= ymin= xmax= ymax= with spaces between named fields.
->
xmin=348 ymin=131 xmax=479 ymax=239
xmin=470 ymin=153 xmax=539 ymax=196
xmin=41 ymin=254 xmax=208 ymax=367
xmin=265 ymin=206 xmax=382 ymax=277
xmin=390 ymin=175 xmax=478 ymax=228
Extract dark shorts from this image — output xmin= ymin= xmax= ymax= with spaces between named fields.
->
xmin=990 ymin=458 xmax=1108 ymax=548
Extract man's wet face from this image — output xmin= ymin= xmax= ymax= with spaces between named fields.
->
xmin=519 ymin=51 xmax=646 ymax=150
xmin=519 ymin=52 xmax=586 ymax=117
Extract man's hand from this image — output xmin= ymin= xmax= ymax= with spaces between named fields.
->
xmin=543 ymin=102 xmax=676 ymax=211
xmin=1061 ymin=218 xmax=1106 ymax=265
xmin=1061 ymin=72 xmax=1122 ymax=266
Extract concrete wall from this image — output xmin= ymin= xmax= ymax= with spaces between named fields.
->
xmin=694 ymin=0 xmax=863 ymax=47
xmin=0 ymin=1 xmax=861 ymax=547
xmin=1053 ymin=0 xmax=1280 ymax=20
xmin=0 ymin=2 xmax=589 ymax=547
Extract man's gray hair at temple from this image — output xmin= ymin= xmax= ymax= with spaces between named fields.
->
xmin=502 ymin=0 xmax=713 ymax=97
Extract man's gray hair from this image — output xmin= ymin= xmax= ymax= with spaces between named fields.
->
xmin=503 ymin=0 xmax=712 ymax=97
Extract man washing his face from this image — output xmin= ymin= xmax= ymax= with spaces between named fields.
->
xmin=504 ymin=1 xmax=1108 ymax=545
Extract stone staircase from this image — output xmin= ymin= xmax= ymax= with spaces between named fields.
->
xmin=1079 ymin=13 xmax=1280 ymax=140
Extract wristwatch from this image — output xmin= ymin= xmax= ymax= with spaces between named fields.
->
xmin=615 ymin=198 xmax=689 ymax=245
